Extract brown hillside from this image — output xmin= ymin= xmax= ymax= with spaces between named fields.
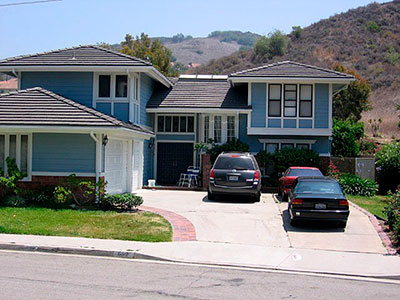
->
xmin=191 ymin=1 xmax=400 ymax=137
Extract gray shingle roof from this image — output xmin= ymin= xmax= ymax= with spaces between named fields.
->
xmin=230 ymin=61 xmax=354 ymax=79
xmin=0 ymin=45 xmax=152 ymax=67
xmin=147 ymin=78 xmax=249 ymax=109
xmin=0 ymin=87 xmax=153 ymax=135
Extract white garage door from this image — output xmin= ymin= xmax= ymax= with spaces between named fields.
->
xmin=105 ymin=139 xmax=128 ymax=194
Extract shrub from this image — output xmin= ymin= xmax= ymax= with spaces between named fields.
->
xmin=384 ymin=190 xmax=400 ymax=243
xmin=366 ymin=21 xmax=380 ymax=33
xmin=332 ymin=119 xmax=364 ymax=157
xmin=327 ymin=161 xmax=341 ymax=180
xmin=0 ymin=158 xmax=26 ymax=201
xmin=385 ymin=46 xmax=399 ymax=65
xmin=4 ymin=195 xmax=26 ymax=207
xmin=375 ymin=143 xmax=400 ymax=193
xmin=255 ymin=150 xmax=274 ymax=174
xmin=273 ymin=148 xmax=321 ymax=173
xmin=53 ymin=186 xmax=72 ymax=204
xmin=291 ymin=26 xmax=303 ymax=38
xmin=99 ymin=193 xmax=143 ymax=211
xmin=358 ymin=138 xmax=381 ymax=156
xmin=254 ymin=30 xmax=288 ymax=58
xmin=207 ymin=138 xmax=250 ymax=163
xmin=338 ymin=173 xmax=378 ymax=197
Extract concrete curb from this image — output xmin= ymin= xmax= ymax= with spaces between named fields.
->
xmin=349 ymin=201 xmax=398 ymax=255
xmin=1 ymin=242 xmax=399 ymax=280
xmin=0 ymin=242 xmax=171 ymax=261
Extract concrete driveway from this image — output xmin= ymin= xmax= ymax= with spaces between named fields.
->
xmin=137 ymin=190 xmax=387 ymax=254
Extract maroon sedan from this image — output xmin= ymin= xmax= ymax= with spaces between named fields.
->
xmin=278 ymin=167 xmax=323 ymax=201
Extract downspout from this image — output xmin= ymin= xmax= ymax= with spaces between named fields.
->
xmin=90 ymin=132 xmax=101 ymax=202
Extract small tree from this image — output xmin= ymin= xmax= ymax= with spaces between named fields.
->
xmin=253 ymin=30 xmax=288 ymax=58
xmin=120 ymin=33 xmax=177 ymax=76
xmin=332 ymin=64 xmax=371 ymax=122
xmin=331 ymin=119 xmax=364 ymax=157
xmin=291 ymin=26 xmax=303 ymax=39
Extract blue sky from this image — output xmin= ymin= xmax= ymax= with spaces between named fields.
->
xmin=0 ymin=0 xmax=386 ymax=59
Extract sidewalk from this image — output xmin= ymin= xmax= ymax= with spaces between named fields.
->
xmin=0 ymin=233 xmax=399 ymax=278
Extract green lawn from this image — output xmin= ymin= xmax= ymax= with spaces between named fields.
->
xmin=0 ymin=207 xmax=172 ymax=242
xmin=347 ymin=195 xmax=390 ymax=220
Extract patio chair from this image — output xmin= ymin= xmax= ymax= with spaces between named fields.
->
xmin=178 ymin=166 xmax=200 ymax=187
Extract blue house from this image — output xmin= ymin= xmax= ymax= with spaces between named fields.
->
xmin=0 ymin=46 xmax=354 ymax=192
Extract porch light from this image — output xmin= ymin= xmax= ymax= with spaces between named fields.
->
xmin=103 ymin=135 xmax=109 ymax=146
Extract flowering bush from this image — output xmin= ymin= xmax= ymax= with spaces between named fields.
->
xmin=375 ymin=143 xmax=400 ymax=193
xmin=327 ymin=161 xmax=341 ymax=180
xmin=338 ymin=173 xmax=378 ymax=197
xmin=358 ymin=139 xmax=381 ymax=156
xmin=384 ymin=190 xmax=400 ymax=243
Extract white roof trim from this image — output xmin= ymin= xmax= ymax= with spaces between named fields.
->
xmin=259 ymin=139 xmax=316 ymax=144
xmin=229 ymin=77 xmax=354 ymax=84
xmin=146 ymin=107 xmax=250 ymax=113
xmin=0 ymin=125 xmax=154 ymax=139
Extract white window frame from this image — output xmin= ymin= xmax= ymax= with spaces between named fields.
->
xmin=201 ymin=114 xmax=238 ymax=144
xmin=262 ymin=139 xmax=316 ymax=154
xmin=131 ymin=74 xmax=140 ymax=124
xmin=0 ymin=133 xmax=32 ymax=181
xmin=156 ymin=114 xmax=195 ymax=134
xmin=93 ymin=72 xmax=131 ymax=116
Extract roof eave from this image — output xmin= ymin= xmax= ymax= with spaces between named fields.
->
xmin=146 ymin=107 xmax=251 ymax=113
xmin=228 ymin=76 xmax=355 ymax=84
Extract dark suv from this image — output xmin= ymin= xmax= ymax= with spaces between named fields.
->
xmin=208 ymin=152 xmax=261 ymax=201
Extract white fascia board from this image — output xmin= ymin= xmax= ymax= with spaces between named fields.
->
xmin=259 ymin=138 xmax=317 ymax=144
xmin=247 ymin=127 xmax=331 ymax=136
xmin=229 ymin=77 xmax=354 ymax=84
xmin=0 ymin=65 xmax=172 ymax=88
xmin=146 ymin=108 xmax=251 ymax=114
xmin=0 ymin=125 xmax=154 ymax=139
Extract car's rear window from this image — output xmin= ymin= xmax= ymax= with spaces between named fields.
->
xmin=214 ymin=156 xmax=255 ymax=170
xmin=288 ymin=168 xmax=323 ymax=177
xmin=295 ymin=181 xmax=343 ymax=194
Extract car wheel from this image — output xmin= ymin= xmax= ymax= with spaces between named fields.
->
xmin=277 ymin=187 xmax=282 ymax=196
xmin=338 ymin=221 xmax=347 ymax=228
xmin=207 ymin=189 xmax=215 ymax=200
xmin=282 ymin=192 xmax=288 ymax=202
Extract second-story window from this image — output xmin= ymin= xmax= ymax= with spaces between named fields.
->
xmin=299 ymin=84 xmax=312 ymax=117
xmin=284 ymin=84 xmax=297 ymax=117
xmin=97 ymin=74 xmax=128 ymax=99
xmin=268 ymin=84 xmax=281 ymax=117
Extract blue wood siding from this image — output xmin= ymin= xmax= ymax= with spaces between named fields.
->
xmin=21 ymin=72 xmax=93 ymax=108
xmin=268 ymin=119 xmax=281 ymax=128
xmin=299 ymin=119 xmax=312 ymax=128
xmin=251 ymin=83 xmax=266 ymax=127
xmin=283 ymin=119 xmax=296 ymax=128
xmin=143 ymin=139 xmax=154 ymax=185
xmin=140 ymin=73 xmax=155 ymax=127
xmin=311 ymin=136 xmax=330 ymax=154
xmin=239 ymin=114 xmax=263 ymax=153
xmin=314 ymin=83 xmax=329 ymax=129
xmin=32 ymin=133 xmax=95 ymax=173
xmin=114 ymin=103 xmax=129 ymax=122
xmin=156 ymin=134 xmax=195 ymax=141
xmin=96 ymin=102 xmax=111 ymax=115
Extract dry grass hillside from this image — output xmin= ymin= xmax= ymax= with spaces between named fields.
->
xmin=191 ymin=1 xmax=400 ymax=138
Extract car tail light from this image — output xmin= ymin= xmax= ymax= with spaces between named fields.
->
xmin=230 ymin=155 xmax=240 ymax=157
xmin=292 ymin=199 xmax=303 ymax=205
xmin=209 ymin=169 xmax=215 ymax=181
xmin=254 ymin=171 xmax=260 ymax=182
xmin=339 ymin=199 xmax=349 ymax=206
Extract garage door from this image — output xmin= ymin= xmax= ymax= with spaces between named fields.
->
xmin=105 ymin=139 xmax=128 ymax=194
xmin=157 ymin=142 xmax=193 ymax=185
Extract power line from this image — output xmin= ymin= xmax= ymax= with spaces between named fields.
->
xmin=0 ymin=0 xmax=61 ymax=7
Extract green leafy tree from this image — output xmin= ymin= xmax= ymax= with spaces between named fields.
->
xmin=291 ymin=26 xmax=303 ymax=38
xmin=332 ymin=64 xmax=371 ymax=122
xmin=253 ymin=30 xmax=288 ymax=58
xmin=331 ymin=119 xmax=364 ymax=157
xmin=120 ymin=33 xmax=177 ymax=76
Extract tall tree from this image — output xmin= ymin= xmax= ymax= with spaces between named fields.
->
xmin=120 ymin=33 xmax=176 ymax=76
xmin=333 ymin=64 xmax=371 ymax=122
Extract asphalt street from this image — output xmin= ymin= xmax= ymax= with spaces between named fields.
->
xmin=0 ymin=250 xmax=398 ymax=300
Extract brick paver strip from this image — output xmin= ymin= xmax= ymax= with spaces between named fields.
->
xmin=349 ymin=201 xmax=397 ymax=255
xmin=140 ymin=206 xmax=196 ymax=242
